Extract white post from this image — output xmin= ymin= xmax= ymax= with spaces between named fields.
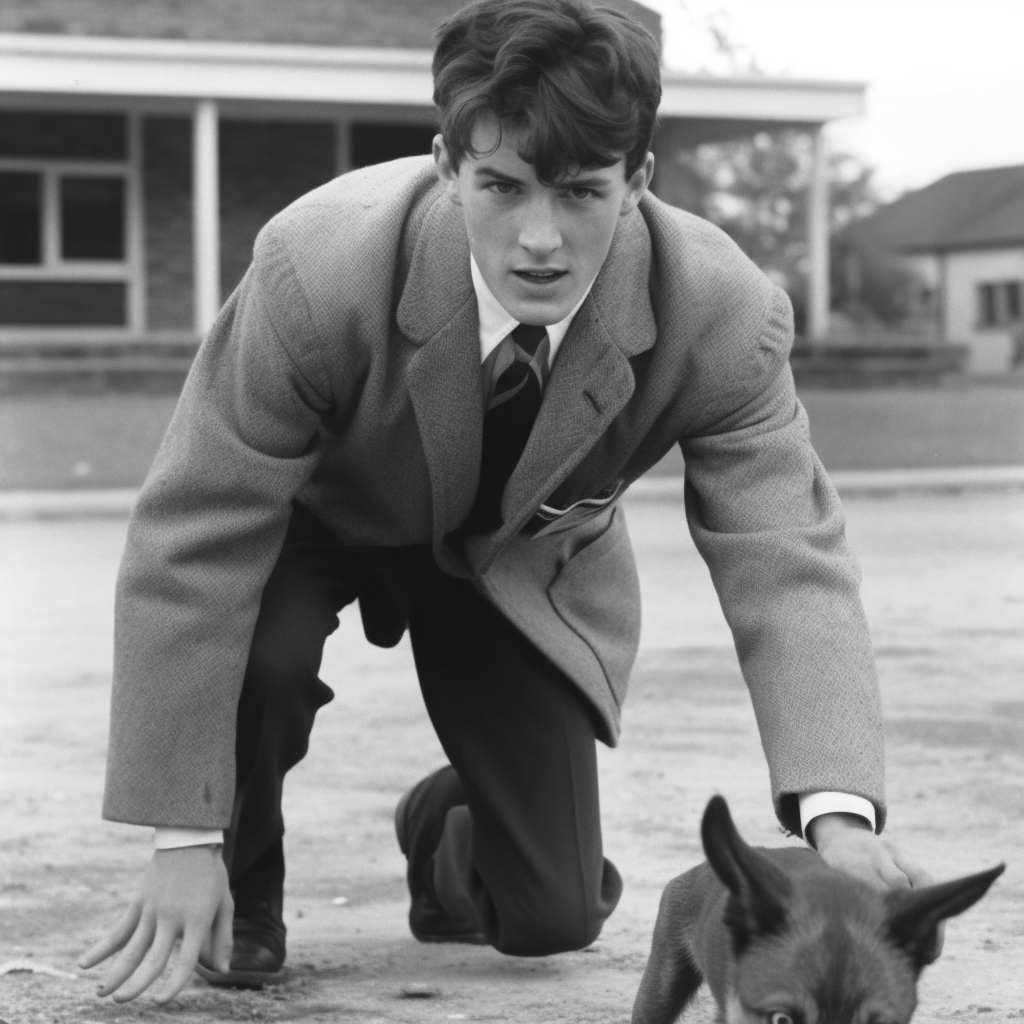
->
xmin=193 ymin=98 xmax=220 ymax=336
xmin=127 ymin=110 xmax=147 ymax=334
xmin=807 ymin=126 xmax=830 ymax=343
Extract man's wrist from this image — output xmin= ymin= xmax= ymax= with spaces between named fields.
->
xmin=805 ymin=811 xmax=873 ymax=852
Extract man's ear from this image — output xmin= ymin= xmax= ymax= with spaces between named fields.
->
xmin=620 ymin=152 xmax=655 ymax=216
xmin=433 ymin=134 xmax=461 ymax=202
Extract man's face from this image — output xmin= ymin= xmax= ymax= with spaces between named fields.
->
xmin=434 ymin=116 xmax=654 ymax=326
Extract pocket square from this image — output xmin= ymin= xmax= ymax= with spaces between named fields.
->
xmin=527 ymin=480 xmax=624 ymax=539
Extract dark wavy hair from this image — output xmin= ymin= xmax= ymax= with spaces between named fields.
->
xmin=432 ymin=0 xmax=661 ymax=183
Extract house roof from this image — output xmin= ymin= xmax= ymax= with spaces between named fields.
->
xmin=0 ymin=0 xmax=661 ymax=49
xmin=850 ymin=164 xmax=1024 ymax=253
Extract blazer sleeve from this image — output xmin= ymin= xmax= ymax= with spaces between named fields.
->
xmin=679 ymin=285 xmax=885 ymax=837
xmin=103 ymin=225 xmax=332 ymax=829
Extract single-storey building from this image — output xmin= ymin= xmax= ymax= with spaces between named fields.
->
xmin=0 ymin=0 xmax=865 ymax=359
xmin=848 ymin=164 xmax=1024 ymax=374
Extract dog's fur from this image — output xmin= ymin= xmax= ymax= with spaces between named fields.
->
xmin=632 ymin=796 xmax=1004 ymax=1024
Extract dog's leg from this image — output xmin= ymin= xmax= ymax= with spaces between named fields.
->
xmin=632 ymin=877 xmax=706 ymax=1024
xmin=632 ymin=948 xmax=702 ymax=1024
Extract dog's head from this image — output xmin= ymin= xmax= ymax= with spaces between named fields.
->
xmin=701 ymin=795 xmax=1004 ymax=1024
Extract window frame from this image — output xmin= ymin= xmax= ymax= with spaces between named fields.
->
xmin=977 ymin=279 xmax=1024 ymax=329
xmin=0 ymin=157 xmax=130 ymax=282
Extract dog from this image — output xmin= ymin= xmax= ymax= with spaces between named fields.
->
xmin=632 ymin=795 xmax=1004 ymax=1024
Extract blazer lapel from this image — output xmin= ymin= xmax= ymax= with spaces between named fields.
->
xmin=398 ymin=193 xmax=483 ymax=574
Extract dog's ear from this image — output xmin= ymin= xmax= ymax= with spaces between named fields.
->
xmin=885 ymin=863 xmax=1005 ymax=970
xmin=701 ymin=795 xmax=792 ymax=948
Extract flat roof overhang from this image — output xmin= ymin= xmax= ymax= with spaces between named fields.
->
xmin=0 ymin=33 xmax=865 ymax=125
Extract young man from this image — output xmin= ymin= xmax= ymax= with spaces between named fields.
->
xmin=82 ymin=0 xmax=931 ymax=1004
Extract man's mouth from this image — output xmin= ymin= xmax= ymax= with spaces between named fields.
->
xmin=514 ymin=269 xmax=567 ymax=286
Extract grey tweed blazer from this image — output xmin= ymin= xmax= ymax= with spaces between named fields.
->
xmin=104 ymin=156 xmax=884 ymax=837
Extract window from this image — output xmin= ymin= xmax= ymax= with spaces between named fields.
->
xmin=0 ymin=113 xmax=130 ymax=327
xmin=978 ymin=280 xmax=1023 ymax=328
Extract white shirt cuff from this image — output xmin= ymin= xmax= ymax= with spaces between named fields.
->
xmin=799 ymin=791 xmax=877 ymax=839
xmin=154 ymin=827 xmax=225 ymax=849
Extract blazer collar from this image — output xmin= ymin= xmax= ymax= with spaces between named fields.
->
xmin=397 ymin=190 xmax=474 ymax=344
xmin=587 ymin=202 xmax=657 ymax=359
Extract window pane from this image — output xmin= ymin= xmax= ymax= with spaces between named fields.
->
xmin=61 ymin=176 xmax=125 ymax=260
xmin=0 ymin=281 xmax=126 ymax=325
xmin=979 ymin=284 xmax=997 ymax=326
xmin=1006 ymin=282 xmax=1021 ymax=322
xmin=0 ymin=171 xmax=42 ymax=264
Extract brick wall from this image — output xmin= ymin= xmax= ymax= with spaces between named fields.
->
xmin=143 ymin=116 xmax=193 ymax=331
xmin=219 ymin=120 xmax=336 ymax=300
xmin=142 ymin=116 xmax=336 ymax=331
xmin=0 ymin=111 xmax=125 ymax=159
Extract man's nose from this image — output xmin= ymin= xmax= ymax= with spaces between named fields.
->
xmin=518 ymin=198 xmax=562 ymax=255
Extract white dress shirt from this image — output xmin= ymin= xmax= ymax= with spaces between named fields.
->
xmin=153 ymin=257 xmax=874 ymax=850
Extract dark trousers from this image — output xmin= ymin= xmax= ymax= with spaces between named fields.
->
xmin=225 ymin=503 xmax=622 ymax=956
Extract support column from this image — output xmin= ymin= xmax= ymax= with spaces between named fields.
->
xmin=807 ymin=126 xmax=830 ymax=343
xmin=193 ymin=98 xmax=220 ymax=336
xmin=127 ymin=111 xmax=147 ymax=334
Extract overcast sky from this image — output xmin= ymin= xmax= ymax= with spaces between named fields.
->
xmin=645 ymin=0 xmax=1024 ymax=198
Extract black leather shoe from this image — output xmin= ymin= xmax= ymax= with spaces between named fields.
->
xmin=395 ymin=768 xmax=488 ymax=945
xmin=195 ymin=895 xmax=287 ymax=989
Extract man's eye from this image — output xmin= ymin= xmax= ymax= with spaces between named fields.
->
xmin=488 ymin=181 xmax=516 ymax=194
xmin=768 ymin=1013 xmax=796 ymax=1024
xmin=568 ymin=187 xmax=595 ymax=200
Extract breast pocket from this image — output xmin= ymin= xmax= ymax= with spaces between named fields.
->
xmin=527 ymin=479 xmax=624 ymax=539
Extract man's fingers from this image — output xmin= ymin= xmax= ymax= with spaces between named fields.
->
xmin=79 ymin=904 xmax=142 ymax=970
xmin=212 ymin=890 xmax=235 ymax=973
xmin=95 ymin=914 xmax=156 ymax=998
xmin=155 ymin=927 xmax=206 ymax=1005
xmin=111 ymin=927 xmax=178 ymax=1004
xmin=897 ymin=856 xmax=935 ymax=890
xmin=877 ymin=858 xmax=912 ymax=891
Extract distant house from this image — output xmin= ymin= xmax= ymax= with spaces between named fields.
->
xmin=0 ymin=0 xmax=864 ymax=351
xmin=848 ymin=165 xmax=1024 ymax=374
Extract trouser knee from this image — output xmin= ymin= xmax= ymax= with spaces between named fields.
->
xmin=492 ymin=894 xmax=606 ymax=957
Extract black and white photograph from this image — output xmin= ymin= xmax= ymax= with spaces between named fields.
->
xmin=1 ymin=1 xmax=1021 ymax=1021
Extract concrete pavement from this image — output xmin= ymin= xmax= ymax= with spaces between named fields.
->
xmin=2 ymin=487 xmax=1022 ymax=1022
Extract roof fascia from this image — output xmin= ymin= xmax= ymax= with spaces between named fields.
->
xmin=660 ymin=70 xmax=865 ymax=123
xmin=1 ymin=32 xmax=864 ymax=123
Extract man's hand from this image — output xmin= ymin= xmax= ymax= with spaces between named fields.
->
xmin=79 ymin=844 xmax=234 ymax=1004
xmin=807 ymin=811 xmax=944 ymax=960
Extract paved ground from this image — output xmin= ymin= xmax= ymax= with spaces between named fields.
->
xmin=1 ymin=489 xmax=1022 ymax=1023
xmin=1 ymin=380 xmax=1023 ymax=491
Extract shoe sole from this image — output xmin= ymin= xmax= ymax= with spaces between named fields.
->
xmin=410 ymin=926 xmax=489 ymax=945
xmin=195 ymin=962 xmax=288 ymax=990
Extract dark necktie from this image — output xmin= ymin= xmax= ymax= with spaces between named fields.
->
xmin=464 ymin=322 xmax=550 ymax=532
